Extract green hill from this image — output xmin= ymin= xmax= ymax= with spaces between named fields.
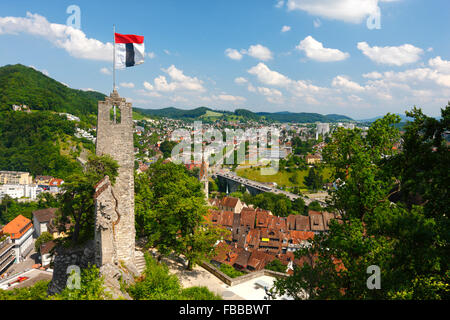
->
xmin=135 ymin=107 xmax=352 ymax=123
xmin=0 ymin=64 xmax=105 ymax=121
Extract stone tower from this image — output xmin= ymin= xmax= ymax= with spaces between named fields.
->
xmin=199 ymin=157 xmax=209 ymax=201
xmin=95 ymin=90 xmax=135 ymax=268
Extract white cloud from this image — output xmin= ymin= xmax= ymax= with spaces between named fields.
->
xmin=247 ymin=84 xmax=257 ymax=92
xmin=144 ymin=65 xmax=205 ymax=93
xmin=212 ymin=94 xmax=246 ymax=102
xmin=147 ymin=52 xmax=156 ymax=59
xmin=281 ymin=25 xmax=291 ymax=33
xmin=100 ymin=67 xmax=112 ymax=75
xmin=428 ymin=56 xmax=450 ymax=74
xmin=363 ymin=71 xmax=383 ymax=79
xmin=296 ymin=36 xmax=349 ymax=62
xmin=286 ymin=0 xmax=393 ymax=24
xmin=243 ymin=44 xmax=274 ymax=61
xmin=332 ymin=76 xmax=365 ymax=92
xmin=275 ymin=1 xmax=285 ymax=8
xmin=227 ymin=45 xmax=273 ymax=62
xmin=257 ymin=87 xmax=284 ymax=104
xmin=225 ymin=48 xmax=243 ymax=60
xmin=234 ymin=77 xmax=248 ymax=85
xmin=357 ymin=42 xmax=424 ymax=66
xmin=248 ymin=63 xmax=292 ymax=87
xmin=120 ymin=82 xmax=135 ymax=88
xmin=0 ymin=12 xmax=113 ymax=61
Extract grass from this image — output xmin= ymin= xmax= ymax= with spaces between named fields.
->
xmin=236 ymin=166 xmax=333 ymax=190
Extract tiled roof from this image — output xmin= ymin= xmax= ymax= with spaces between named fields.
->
xmin=2 ymin=215 xmax=33 ymax=240
xmin=255 ymin=211 xmax=270 ymax=228
xmin=309 ymin=210 xmax=325 ymax=231
xmin=220 ymin=211 xmax=234 ymax=227
xmin=33 ymin=208 xmax=58 ymax=223
xmin=40 ymin=240 xmax=56 ymax=255
xmin=240 ymin=209 xmax=256 ymax=229
xmin=234 ymin=250 xmax=251 ymax=268
xmin=322 ymin=211 xmax=336 ymax=231
xmin=221 ymin=197 xmax=240 ymax=209
xmin=247 ymin=251 xmax=275 ymax=271
xmin=268 ymin=215 xmax=287 ymax=231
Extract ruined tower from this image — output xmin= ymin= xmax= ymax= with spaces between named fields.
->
xmin=95 ymin=90 xmax=135 ymax=268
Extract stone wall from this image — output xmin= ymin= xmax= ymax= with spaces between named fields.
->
xmin=200 ymin=261 xmax=288 ymax=287
xmin=47 ymin=241 xmax=95 ymax=295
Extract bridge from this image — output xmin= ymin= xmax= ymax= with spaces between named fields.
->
xmin=213 ymin=171 xmax=326 ymax=206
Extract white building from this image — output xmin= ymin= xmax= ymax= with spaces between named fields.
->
xmin=0 ymin=184 xmax=38 ymax=200
xmin=1 ymin=215 xmax=34 ymax=264
xmin=316 ymin=123 xmax=330 ymax=140
xmin=32 ymin=208 xmax=57 ymax=238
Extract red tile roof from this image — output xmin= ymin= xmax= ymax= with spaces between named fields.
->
xmin=2 ymin=215 xmax=33 ymax=240
xmin=33 ymin=208 xmax=57 ymax=223
xmin=240 ymin=209 xmax=256 ymax=229
xmin=309 ymin=210 xmax=325 ymax=231
xmin=247 ymin=251 xmax=275 ymax=271
xmin=221 ymin=197 xmax=240 ymax=209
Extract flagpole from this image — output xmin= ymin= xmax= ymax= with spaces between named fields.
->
xmin=113 ymin=24 xmax=116 ymax=92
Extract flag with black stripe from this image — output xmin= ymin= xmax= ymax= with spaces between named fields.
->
xmin=115 ymin=33 xmax=145 ymax=69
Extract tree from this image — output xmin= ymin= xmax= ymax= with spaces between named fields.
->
xmin=182 ymin=226 xmax=230 ymax=270
xmin=135 ymin=161 xmax=226 ymax=269
xmin=265 ymin=259 xmax=287 ymax=273
xmin=51 ymin=264 xmax=110 ymax=300
xmin=57 ymin=154 xmax=119 ymax=244
xmin=304 ymin=167 xmax=323 ymax=192
xmin=272 ymin=109 xmax=450 ymax=300
xmin=35 ymin=232 xmax=54 ymax=253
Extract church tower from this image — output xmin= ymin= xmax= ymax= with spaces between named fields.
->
xmin=199 ymin=157 xmax=209 ymax=201
xmin=95 ymin=90 xmax=135 ymax=268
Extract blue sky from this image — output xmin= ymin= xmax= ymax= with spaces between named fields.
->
xmin=0 ymin=0 xmax=449 ymax=119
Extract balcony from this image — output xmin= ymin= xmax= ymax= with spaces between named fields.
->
xmin=0 ymin=254 xmax=15 ymax=273
xmin=0 ymin=242 xmax=13 ymax=259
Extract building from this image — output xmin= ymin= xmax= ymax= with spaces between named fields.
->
xmin=1 ymin=215 xmax=34 ymax=264
xmin=0 ymin=232 xmax=15 ymax=275
xmin=219 ymin=197 xmax=244 ymax=214
xmin=316 ymin=123 xmax=330 ymax=140
xmin=32 ymin=208 xmax=58 ymax=237
xmin=0 ymin=184 xmax=38 ymax=200
xmin=305 ymin=154 xmax=322 ymax=165
xmin=0 ymin=171 xmax=33 ymax=185
xmin=40 ymin=241 xmax=56 ymax=267
xmin=34 ymin=176 xmax=54 ymax=186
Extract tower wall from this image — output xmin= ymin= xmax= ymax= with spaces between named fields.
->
xmin=95 ymin=91 xmax=135 ymax=266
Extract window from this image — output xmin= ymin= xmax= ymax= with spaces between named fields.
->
xmin=110 ymin=105 xmax=121 ymax=124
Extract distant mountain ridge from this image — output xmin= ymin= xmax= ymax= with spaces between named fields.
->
xmin=0 ymin=64 xmax=354 ymax=124
xmin=135 ymin=107 xmax=354 ymax=123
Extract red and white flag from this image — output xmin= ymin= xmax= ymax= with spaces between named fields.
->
xmin=114 ymin=33 xmax=145 ymax=69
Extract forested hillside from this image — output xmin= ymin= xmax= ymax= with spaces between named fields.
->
xmin=0 ymin=64 xmax=105 ymax=122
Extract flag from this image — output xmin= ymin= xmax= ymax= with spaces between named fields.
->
xmin=114 ymin=33 xmax=145 ymax=69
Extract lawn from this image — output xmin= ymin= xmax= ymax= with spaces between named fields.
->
xmin=236 ymin=166 xmax=333 ymax=190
